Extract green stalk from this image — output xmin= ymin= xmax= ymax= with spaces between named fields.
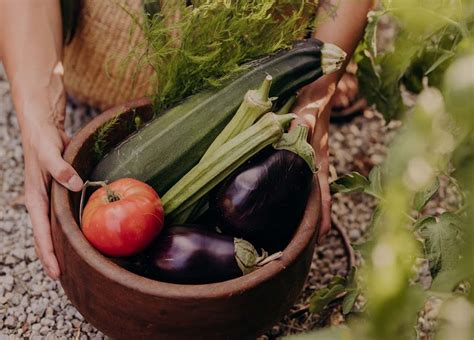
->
xmin=276 ymin=95 xmax=296 ymax=115
xmin=177 ymin=75 xmax=274 ymax=223
xmin=274 ymin=125 xmax=317 ymax=172
xmin=201 ymin=75 xmax=273 ymax=161
xmin=162 ymin=112 xmax=295 ymax=221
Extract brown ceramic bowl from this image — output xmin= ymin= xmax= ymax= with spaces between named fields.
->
xmin=51 ymin=98 xmax=321 ymax=340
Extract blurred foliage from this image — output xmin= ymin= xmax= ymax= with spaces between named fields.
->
xmin=301 ymin=1 xmax=474 ymax=339
xmin=356 ymin=0 xmax=474 ymax=121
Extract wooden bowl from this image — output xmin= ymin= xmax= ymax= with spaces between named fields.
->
xmin=51 ymin=98 xmax=321 ymax=340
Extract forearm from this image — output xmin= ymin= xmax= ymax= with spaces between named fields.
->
xmin=295 ymin=0 xmax=375 ymax=127
xmin=314 ymin=0 xmax=375 ymax=83
xmin=0 ymin=0 xmax=64 ymax=132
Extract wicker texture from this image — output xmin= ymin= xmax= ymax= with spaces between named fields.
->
xmin=63 ymin=0 xmax=154 ymax=110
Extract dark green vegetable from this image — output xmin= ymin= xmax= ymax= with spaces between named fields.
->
xmin=91 ymin=39 xmax=345 ymax=195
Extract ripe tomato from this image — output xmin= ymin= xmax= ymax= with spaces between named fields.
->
xmin=82 ymin=178 xmax=164 ymax=257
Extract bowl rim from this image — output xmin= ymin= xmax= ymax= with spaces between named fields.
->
xmin=52 ymin=97 xmax=321 ymax=300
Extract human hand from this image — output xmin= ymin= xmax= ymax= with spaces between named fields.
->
xmin=291 ymin=81 xmax=336 ymax=243
xmin=21 ymin=106 xmax=83 ymax=279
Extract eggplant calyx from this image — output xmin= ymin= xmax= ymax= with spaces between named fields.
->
xmin=273 ymin=125 xmax=317 ymax=173
xmin=274 ymin=113 xmax=297 ymax=131
xmin=234 ymin=239 xmax=283 ymax=275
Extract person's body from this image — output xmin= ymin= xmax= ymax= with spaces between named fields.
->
xmin=0 ymin=0 xmax=374 ymax=279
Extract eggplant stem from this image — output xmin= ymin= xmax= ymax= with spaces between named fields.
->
xmin=78 ymin=180 xmax=120 ymax=226
xmin=274 ymin=124 xmax=317 ymax=172
xmin=276 ymin=95 xmax=297 ymax=115
xmin=257 ymin=251 xmax=283 ymax=266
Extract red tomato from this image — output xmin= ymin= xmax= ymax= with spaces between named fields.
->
xmin=82 ymin=178 xmax=164 ymax=257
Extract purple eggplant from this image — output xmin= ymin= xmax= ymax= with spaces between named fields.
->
xmin=211 ymin=125 xmax=315 ymax=252
xmin=142 ymin=226 xmax=279 ymax=284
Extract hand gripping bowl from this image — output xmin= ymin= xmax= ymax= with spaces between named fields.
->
xmin=51 ymin=98 xmax=321 ymax=340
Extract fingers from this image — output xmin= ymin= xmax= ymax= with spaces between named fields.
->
xmin=25 ymin=190 xmax=60 ymax=279
xmin=39 ymin=149 xmax=83 ymax=192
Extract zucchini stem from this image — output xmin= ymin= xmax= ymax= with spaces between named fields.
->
xmin=321 ymin=43 xmax=347 ymax=75
xmin=274 ymin=125 xmax=317 ymax=172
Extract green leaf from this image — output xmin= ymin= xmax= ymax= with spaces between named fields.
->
xmin=309 ymin=276 xmax=347 ymax=313
xmin=368 ymin=207 xmax=382 ymax=233
xmin=364 ymin=10 xmax=385 ymax=58
xmin=431 ymin=269 xmax=469 ymax=293
xmin=416 ymin=213 xmax=463 ymax=277
xmin=353 ymin=239 xmax=375 ymax=260
xmin=367 ymin=166 xmax=383 ymax=197
xmin=309 ymin=268 xmax=360 ymax=315
xmin=413 ymin=177 xmax=440 ymax=212
xmin=330 ymin=172 xmax=370 ymax=194
xmin=342 ymin=289 xmax=359 ymax=315
xmin=425 ymin=51 xmax=456 ymax=75
xmin=357 ymin=53 xmax=405 ymax=121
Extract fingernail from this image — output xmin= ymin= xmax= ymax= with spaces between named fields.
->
xmin=67 ymin=175 xmax=83 ymax=192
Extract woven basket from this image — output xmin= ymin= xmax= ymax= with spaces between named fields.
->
xmin=63 ymin=0 xmax=154 ymax=110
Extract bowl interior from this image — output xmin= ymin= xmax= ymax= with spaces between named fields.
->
xmin=58 ymin=98 xmax=321 ymax=298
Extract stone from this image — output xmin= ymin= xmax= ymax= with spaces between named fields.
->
xmin=39 ymin=326 xmax=50 ymax=336
xmin=4 ymin=316 xmax=16 ymax=328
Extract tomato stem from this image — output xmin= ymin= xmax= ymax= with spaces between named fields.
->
xmin=79 ymin=180 xmax=120 ymax=227
xmin=96 ymin=181 xmax=121 ymax=203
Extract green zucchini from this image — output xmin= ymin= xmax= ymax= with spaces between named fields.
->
xmin=91 ymin=39 xmax=346 ymax=195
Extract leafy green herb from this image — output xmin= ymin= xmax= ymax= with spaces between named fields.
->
xmin=127 ymin=0 xmax=317 ymax=112
xmin=93 ymin=114 xmax=120 ymax=160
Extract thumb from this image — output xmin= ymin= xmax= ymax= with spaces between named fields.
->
xmin=44 ymin=152 xmax=83 ymax=192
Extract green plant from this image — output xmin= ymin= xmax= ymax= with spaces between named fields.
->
xmin=297 ymin=1 xmax=474 ymax=339
xmin=125 ymin=0 xmax=319 ymax=112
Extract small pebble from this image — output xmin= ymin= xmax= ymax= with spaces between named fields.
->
xmin=4 ymin=316 xmax=16 ymax=328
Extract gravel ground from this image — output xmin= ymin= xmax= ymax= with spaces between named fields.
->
xmin=0 ymin=63 xmax=456 ymax=338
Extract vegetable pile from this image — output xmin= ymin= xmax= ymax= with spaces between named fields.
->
xmin=81 ymin=39 xmax=346 ymax=284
